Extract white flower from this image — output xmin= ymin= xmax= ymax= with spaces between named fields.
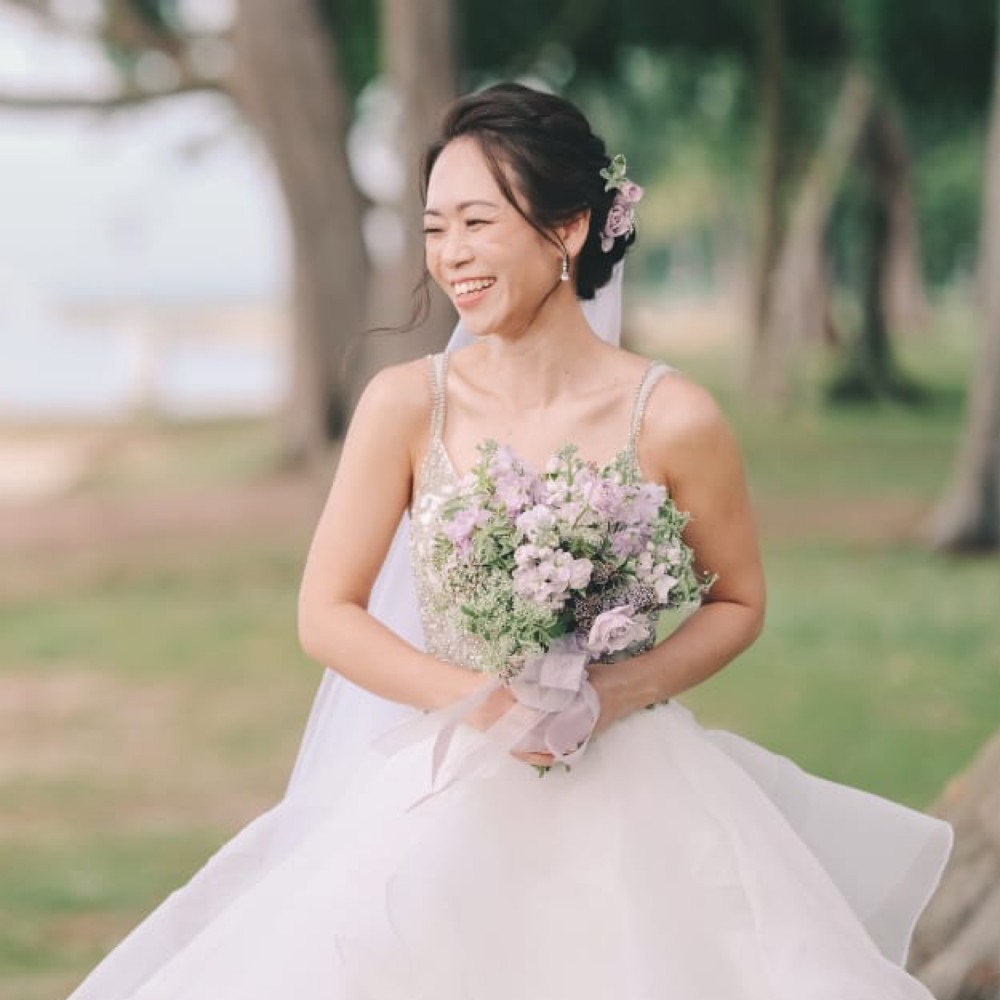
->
xmin=635 ymin=550 xmax=678 ymax=603
xmin=512 ymin=546 xmax=590 ymax=611
xmin=556 ymin=500 xmax=584 ymax=524
xmin=567 ymin=556 xmax=593 ymax=590
xmin=515 ymin=504 xmax=557 ymax=543
xmin=514 ymin=543 xmax=544 ymax=566
xmin=652 ymin=573 xmax=677 ymax=602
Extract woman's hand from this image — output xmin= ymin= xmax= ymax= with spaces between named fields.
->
xmin=462 ymin=681 xmax=557 ymax=768
xmin=511 ymin=666 xmax=629 ymax=769
xmin=462 ymin=664 xmax=633 ymax=771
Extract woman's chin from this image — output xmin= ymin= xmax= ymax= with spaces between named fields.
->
xmin=456 ymin=315 xmax=495 ymax=338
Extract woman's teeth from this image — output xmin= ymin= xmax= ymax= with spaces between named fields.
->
xmin=454 ymin=279 xmax=495 ymax=297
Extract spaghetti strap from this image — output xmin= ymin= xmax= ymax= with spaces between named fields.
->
xmin=626 ymin=360 xmax=674 ymax=463
xmin=427 ymin=352 xmax=449 ymax=441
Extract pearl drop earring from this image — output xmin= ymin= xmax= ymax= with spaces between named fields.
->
xmin=560 ymin=253 xmax=570 ymax=282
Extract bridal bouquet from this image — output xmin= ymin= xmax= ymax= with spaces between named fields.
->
xmin=430 ymin=440 xmax=714 ymax=682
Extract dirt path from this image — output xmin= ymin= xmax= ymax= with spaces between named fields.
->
xmin=0 ymin=473 xmax=320 ymax=555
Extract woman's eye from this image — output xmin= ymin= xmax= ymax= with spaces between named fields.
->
xmin=422 ymin=227 xmax=443 ymax=236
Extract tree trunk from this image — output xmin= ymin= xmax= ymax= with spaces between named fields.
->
xmin=882 ymin=105 xmax=931 ymax=335
xmin=927 ymin=0 xmax=1000 ymax=553
xmin=753 ymin=66 xmax=873 ymax=402
xmin=353 ymin=0 xmax=458 ymax=404
xmin=909 ymin=731 xmax=1000 ymax=999
xmin=230 ymin=0 xmax=370 ymax=464
xmin=747 ymin=0 xmax=786 ymax=390
xmin=827 ymin=97 xmax=925 ymax=405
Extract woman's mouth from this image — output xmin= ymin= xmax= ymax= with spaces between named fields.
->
xmin=452 ymin=277 xmax=496 ymax=307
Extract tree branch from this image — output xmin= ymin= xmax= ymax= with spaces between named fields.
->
xmin=0 ymin=78 xmax=227 ymax=113
xmin=0 ymin=0 xmax=106 ymax=42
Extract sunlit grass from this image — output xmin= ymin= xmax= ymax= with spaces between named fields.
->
xmin=682 ymin=542 xmax=999 ymax=806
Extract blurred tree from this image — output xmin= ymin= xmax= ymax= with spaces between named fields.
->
xmin=0 ymin=0 xmax=367 ymax=462
xmin=0 ymin=0 xmax=455 ymax=464
xmin=753 ymin=65 xmax=873 ymax=399
xmin=2 ymin=0 xmax=997 ymax=438
xmin=746 ymin=0 xmax=788 ymax=396
xmin=229 ymin=0 xmax=369 ymax=461
xmin=756 ymin=10 xmax=928 ymax=404
xmin=927 ymin=0 xmax=1000 ymax=554
xmin=351 ymin=0 xmax=457 ymax=406
xmin=825 ymin=86 xmax=927 ymax=405
xmin=911 ymin=732 xmax=1000 ymax=997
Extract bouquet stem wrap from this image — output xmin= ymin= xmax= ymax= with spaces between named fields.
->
xmin=374 ymin=636 xmax=599 ymax=812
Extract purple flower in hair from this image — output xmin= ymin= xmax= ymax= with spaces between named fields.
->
xmin=598 ymin=154 xmax=643 ymax=253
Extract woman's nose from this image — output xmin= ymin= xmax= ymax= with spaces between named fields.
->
xmin=441 ymin=228 xmax=473 ymax=268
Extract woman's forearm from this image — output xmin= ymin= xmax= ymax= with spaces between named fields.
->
xmin=298 ymin=602 xmax=484 ymax=712
xmin=591 ymin=599 xmax=764 ymax=720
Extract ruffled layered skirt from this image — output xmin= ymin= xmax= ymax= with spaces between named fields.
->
xmin=67 ymin=693 xmax=951 ymax=1000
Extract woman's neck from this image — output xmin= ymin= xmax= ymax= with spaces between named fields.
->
xmin=474 ymin=296 xmax=611 ymax=410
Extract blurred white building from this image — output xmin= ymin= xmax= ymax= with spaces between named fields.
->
xmin=0 ymin=4 xmax=290 ymax=422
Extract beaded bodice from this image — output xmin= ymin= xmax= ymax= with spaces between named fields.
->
xmin=408 ymin=351 xmax=675 ymax=672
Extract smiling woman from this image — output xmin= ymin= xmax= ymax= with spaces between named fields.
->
xmin=64 ymin=82 xmax=951 ymax=1000
xmin=423 ymin=140 xmax=580 ymax=336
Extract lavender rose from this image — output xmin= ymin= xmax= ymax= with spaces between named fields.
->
xmin=601 ymin=200 xmax=633 ymax=252
xmin=585 ymin=603 xmax=650 ymax=656
xmin=617 ymin=180 xmax=644 ymax=204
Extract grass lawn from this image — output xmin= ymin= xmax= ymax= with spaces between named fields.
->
xmin=1 ymin=318 xmax=998 ymax=998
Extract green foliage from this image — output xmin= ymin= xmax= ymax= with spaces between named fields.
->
xmin=315 ymin=0 xmax=379 ymax=99
xmin=861 ymin=0 xmax=997 ymax=117
xmin=914 ymin=129 xmax=986 ymax=284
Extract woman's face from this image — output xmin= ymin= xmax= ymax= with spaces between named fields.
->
xmin=423 ymin=137 xmax=563 ymax=338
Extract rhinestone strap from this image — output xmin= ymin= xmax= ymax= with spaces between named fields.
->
xmin=428 ymin=352 xmax=448 ymax=441
xmin=627 ymin=361 xmax=673 ymax=460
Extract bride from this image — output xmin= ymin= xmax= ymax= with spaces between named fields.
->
xmin=67 ymin=82 xmax=952 ymax=1000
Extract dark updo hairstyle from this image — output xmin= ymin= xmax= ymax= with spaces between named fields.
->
xmin=421 ymin=82 xmax=636 ymax=300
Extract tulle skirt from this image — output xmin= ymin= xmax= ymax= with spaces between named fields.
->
xmin=66 ymin=693 xmax=951 ymax=1000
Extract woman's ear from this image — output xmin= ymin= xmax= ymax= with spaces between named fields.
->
xmin=556 ymin=210 xmax=591 ymax=259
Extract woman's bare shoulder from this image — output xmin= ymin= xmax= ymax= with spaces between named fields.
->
xmin=639 ymin=366 xmax=740 ymax=485
xmin=650 ymin=366 xmax=725 ymax=431
xmin=344 ymin=356 xmax=438 ymax=472
xmin=355 ymin=355 xmax=434 ymax=426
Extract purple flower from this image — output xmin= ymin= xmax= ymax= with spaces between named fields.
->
xmin=580 ymin=477 xmax=627 ymax=518
xmin=585 ymin=604 xmax=650 ymax=656
xmin=617 ymin=180 xmax=644 ymax=204
xmin=610 ymin=528 xmax=643 ymax=559
xmin=488 ymin=443 xmax=519 ymax=477
xmin=442 ymin=506 xmax=489 ymax=546
xmin=600 ymin=199 xmax=634 ymax=252
xmin=496 ymin=472 xmax=538 ymax=514
xmin=622 ymin=482 xmax=667 ymax=525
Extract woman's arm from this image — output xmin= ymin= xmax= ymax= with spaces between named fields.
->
xmin=588 ymin=374 xmax=767 ymax=730
xmin=297 ymin=361 xmax=485 ymax=711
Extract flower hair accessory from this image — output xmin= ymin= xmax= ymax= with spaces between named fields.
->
xmin=598 ymin=153 xmax=643 ymax=253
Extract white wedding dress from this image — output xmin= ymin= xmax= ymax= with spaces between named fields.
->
xmin=67 ymin=353 xmax=953 ymax=1000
